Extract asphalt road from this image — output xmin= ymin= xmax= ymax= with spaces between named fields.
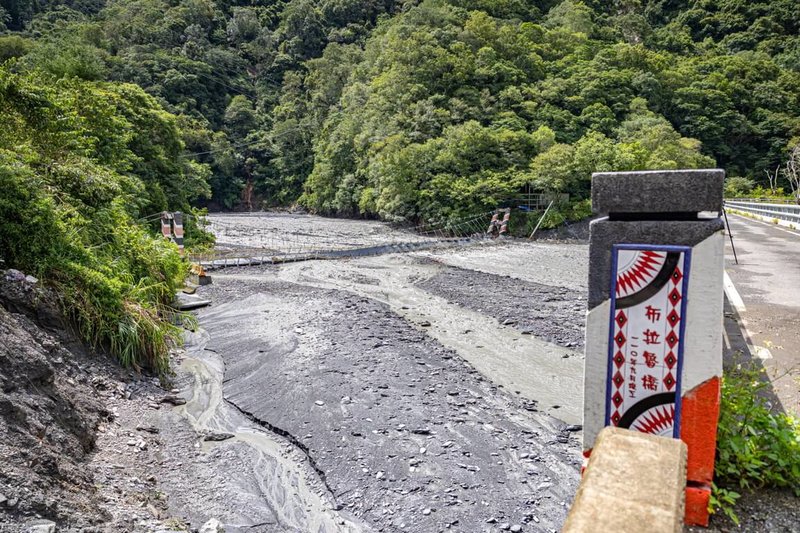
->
xmin=724 ymin=213 xmax=800 ymax=416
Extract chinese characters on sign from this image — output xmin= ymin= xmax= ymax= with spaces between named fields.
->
xmin=606 ymin=246 xmax=690 ymax=437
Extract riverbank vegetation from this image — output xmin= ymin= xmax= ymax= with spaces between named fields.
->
xmin=0 ymin=68 xmax=207 ymax=372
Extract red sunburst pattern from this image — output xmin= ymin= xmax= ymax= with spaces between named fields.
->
xmin=615 ymin=250 xmax=666 ymax=297
xmin=632 ymin=404 xmax=675 ymax=436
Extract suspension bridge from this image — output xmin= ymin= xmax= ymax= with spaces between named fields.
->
xmin=182 ymin=210 xmax=523 ymax=269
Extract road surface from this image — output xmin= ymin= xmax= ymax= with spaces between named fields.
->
xmin=724 ymin=213 xmax=800 ymax=415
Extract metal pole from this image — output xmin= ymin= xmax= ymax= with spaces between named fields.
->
xmin=529 ymin=200 xmax=554 ymax=239
xmin=722 ymin=206 xmax=739 ymax=265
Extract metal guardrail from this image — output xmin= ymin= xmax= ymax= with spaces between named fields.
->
xmin=727 ymin=197 xmax=795 ymax=204
xmin=724 ymin=200 xmax=800 ymax=224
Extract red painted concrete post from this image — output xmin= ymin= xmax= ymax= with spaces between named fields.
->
xmin=582 ymin=170 xmax=725 ymax=527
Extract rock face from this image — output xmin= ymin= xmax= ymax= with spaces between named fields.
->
xmin=0 ymin=273 xmax=107 ymax=527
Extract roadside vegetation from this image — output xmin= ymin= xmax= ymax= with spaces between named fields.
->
xmin=712 ymin=361 xmax=800 ymax=523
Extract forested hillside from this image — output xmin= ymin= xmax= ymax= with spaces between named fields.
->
xmin=2 ymin=0 xmax=798 ymax=220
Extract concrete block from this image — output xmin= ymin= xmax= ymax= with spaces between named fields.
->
xmin=564 ymin=427 xmax=687 ymax=533
xmin=592 ymin=170 xmax=724 ymax=215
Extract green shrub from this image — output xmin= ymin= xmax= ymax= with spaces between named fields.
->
xmin=0 ymin=67 xmax=206 ymax=373
xmin=712 ymin=361 xmax=800 ymax=523
xmin=723 ymin=176 xmax=755 ymax=197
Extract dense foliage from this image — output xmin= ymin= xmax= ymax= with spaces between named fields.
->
xmin=0 ymin=67 xmax=206 ymax=372
xmin=2 ymin=0 xmax=798 ymax=222
xmin=713 ymin=361 xmax=800 ymax=523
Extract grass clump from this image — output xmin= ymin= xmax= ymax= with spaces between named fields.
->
xmin=711 ymin=361 xmax=800 ymax=523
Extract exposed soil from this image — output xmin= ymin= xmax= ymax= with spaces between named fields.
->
xmin=0 ymin=272 xmax=187 ymax=532
xmin=687 ymin=488 xmax=800 ymax=533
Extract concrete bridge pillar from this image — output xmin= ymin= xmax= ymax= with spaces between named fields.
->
xmin=582 ymin=169 xmax=725 ymax=526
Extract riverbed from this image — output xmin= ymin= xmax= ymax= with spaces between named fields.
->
xmin=169 ymin=213 xmax=589 ymax=532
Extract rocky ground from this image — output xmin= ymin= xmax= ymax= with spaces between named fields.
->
xmin=193 ymin=274 xmax=582 ymax=533
xmin=417 ymin=265 xmax=586 ymax=349
xmin=0 ymin=271 xmax=197 ymax=532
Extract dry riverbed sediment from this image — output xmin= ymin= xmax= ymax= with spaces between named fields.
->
xmin=166 ymin=214 xmax=592 ymax=532
xmin=2 ymin=214 xmax=590 ymax=533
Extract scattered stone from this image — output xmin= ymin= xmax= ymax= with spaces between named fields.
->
xmin=376 ymin=471 xmax=385 ymax=480
xmin=419 ymin=320 xmax=431 ymax=327
xmin=203 ymin=431 xmax=235 ymax=442
xmin=502 ymin=319 xmax=517 ymax=326
xmin=147 ymin=503 xmax=161 ymax=518
xmin=5 ymin=269 xmax=25 ymax=281
xmin=422 ymin=508 xmax=432 ymax=516
xmin=315 ymin=400 xmax=325 ymax=406
xmin=136 ymin=425 xmax=160 ymax=434
xmin=411 ymin=428 xmax=431 ymax=435
xmin=564 ymin=424 xmax=583 ymax=432
xmin=199 ymin=518 xmax=225 ymax=533
xmin=0 ymin=494 xmax=5 ymax=506
xmin=23 ymin=520 xmax=56 ymax=533
xmin=500 ymin=523 xmax=511 ymax=531
xmin=510 ymin=525 xmax=522 ymax=532
xmin=160 ymin=395 xmax=186 ymax=406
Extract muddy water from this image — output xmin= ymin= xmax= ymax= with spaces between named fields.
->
xmin=176 ymin=330 xmax=366 ymax=533
xmin=214 ymin=253 xmax=584 ymax=424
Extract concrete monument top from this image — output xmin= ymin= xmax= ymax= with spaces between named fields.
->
xmin=591 ymin=169 xmax=725 ymax=215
